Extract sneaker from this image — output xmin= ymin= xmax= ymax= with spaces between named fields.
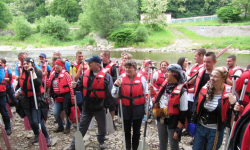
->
xmin=190 ymin=139 xmax=194 ymax=145
xmin=104 ymin=137 xmax=109 ymax=141
xmin=32 ymin=135 xmax=39 ymax=143
xmin=66 ymin=145 xmax=75 ymax=150
xmin=46 ymin=137 xmax=52 ymax=147
xmin=182 ymin=130 xmax=189 ymax=136
xmin=63 ymin=128 xmax=70 ymax=134
xmin=53 ymin=127 xmax=64 ymax=133
xmin=99 ymin=143 xmax=106 ymax=149
xmin=6 ymin=129 xmax=12 ymax=135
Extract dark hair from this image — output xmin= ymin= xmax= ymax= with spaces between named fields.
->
xmin=0 ymin=58 xmax=6 ymax=64
xmin=227 ymin=55 xmax=236 ymax=61
xmin=205 ymin=52 xmax=216 ymax=61
xmin=196 ymin=48 xmax=206 ymax=56
xmin=177 ymin=57 xmax=186 ymax=69
xmin=172 ymin=71 xmax=181 ymax=81
xmin=123 ymin=59 xmax=137 ymax=69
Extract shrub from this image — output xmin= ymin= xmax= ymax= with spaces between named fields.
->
xmin=88 ymin=38 xmax=96 ymax=45
xmin=108 ymin=28 xmax=134 ymax=47
xmin=12 ymin=17 xmax=32 ymax=40
xmin=40 ymin=15 xmax=69 ymax=40
xmin=0 ymin=1 xmax=12 ymax=29
xmin=217 ymin=6 xmax=241 ymax=23
xmin=132 ymin=26 xmax=148 ymax=42
xmin=77 ymin=13 xmax=91 ymax=39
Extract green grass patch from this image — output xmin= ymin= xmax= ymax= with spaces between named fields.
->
xmin=176 ymin=27 xmax=250 ymax=50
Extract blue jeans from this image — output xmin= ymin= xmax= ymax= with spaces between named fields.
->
xmin=193 ymin=123 xmax=224 ymax=150
xmin=0 ymin=95 xmax=11 ymax=130
xmin=53 ymin=101 xmax=71 ymax=129
xmin=23 ymin=103 xmax=49 ymax=138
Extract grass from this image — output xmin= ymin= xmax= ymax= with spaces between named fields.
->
xmin=176 ymin=27 xmax=250 ymax=50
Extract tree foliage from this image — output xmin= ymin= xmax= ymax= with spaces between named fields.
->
xmin=231 ymin=0 xmax=250 ymax=21
xmin=217 ymin=6 xmax=241 ymax=22
xmin=81 ymin=0 xmax=138 ymax=37
xmin=40 ymin=15 xmax=69 ymax=40
xmin=0 ymin=1 xmax=12 ymax=29
xmin=12 ymin=17 xmax=32 ymax=40
xmin=49 ymin=0 xmax=81 ymax=23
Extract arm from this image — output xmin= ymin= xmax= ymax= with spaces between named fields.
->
xmin=33 ymin=70 xmax=42 ymax=88
xmin=0 ymin=66 xmax=4 ymax=82
xmin=65 ymin=72 xmax=74 ymax=104
xmin=111 ymin=76 xmax=122 ymax=98
xmin=64 ymin=61 xmax=70 ymax=71
xmin=15 ymin=63 xmax=20 ymax=79
xmin=104 ymin=73 xmax=113 ymax=109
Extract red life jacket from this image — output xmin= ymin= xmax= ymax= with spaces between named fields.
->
xmin=228 ymin=66 xmax=244 ymax=80
xmin=50 ymin=69 xmax=70 ymax=95
xmin=4 ymin=66 xmax=13 ymax=86
xmin=18 ymin=61 xmax=22 ymax=75
xmin=82 ymin=69 xmax=107 ymax=99
xmin=19 ymin=72 xmax=44 ymax=97
xmin=119 ymin=62 xmax=124 ymax=75
xmin=120 ymin=73 xmax=145 ymax=106
xmin=196 ymin=84 xmax=231 ymax=123
xmin=188 ymin=63 xmax=203 ymax=89
xmin=0 ymin=79 xmax=6 ymax=92
xmin=157 ymin=81 xmax=186 ymax=115
xmin=194 ymin=69 xmax=206 ymax=97
xmin=153 ymin=70 xmax=166 ymax=89
xmin=104 ymin=61 xmax=116 ymax=75
xmin=140 ymin=68 xmax=151 ymax=82
xmin=73 ymin=61 xmax=88 ymax=75
xmin=241 ymin=69 xmax=250 ymax=105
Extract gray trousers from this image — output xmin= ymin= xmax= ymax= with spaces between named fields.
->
xmin=71 ymin=108 xmax=106 ymax=146
xmin=157 ymin=121 xmax=179 ymax=150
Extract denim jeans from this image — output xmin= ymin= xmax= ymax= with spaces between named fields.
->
xmin=193 ymin=123 xmax=224 ymax=150
xmin=53 ymin=101 xmax=71 ymax=129
xmin=0 ymin=95 xmax=11 ymax=130
xmin=23 ymin=103 xmax=49 ymax=138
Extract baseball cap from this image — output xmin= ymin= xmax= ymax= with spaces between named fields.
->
xmin=85 ymin=55 xmax=101 ymax=64
xmin=39 ymin=53 xmax=46 ymax=58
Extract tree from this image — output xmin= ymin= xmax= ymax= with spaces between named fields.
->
xmin=231 ymin=0 xmax=250 ymax=21
xmin=166 ymin=0 xmax=186 ymax=18
xmin=81 ymin=0 xmax=138 ymax=37
xmin=49 ymin=0 xmax=81 ymax=22
xmin=141 ymin=0 xmax=169 ymax=25
xmin=217 ymin=6 xmax=241 ymax=22
xmin=0 ymin=1 xmax=12 ymax=29
xmin=12 ymin=17 xmax=32 ymax=40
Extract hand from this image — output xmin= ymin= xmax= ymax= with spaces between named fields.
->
xmin=71 ymin=81 xmax=77 ymax=88
xmin=148 ymin=83 xmax=154 ymax=91
xmin=173 ymin=132 xmax=178 ymax=140
xmin=42 ymin=71 xmax=48 ymax=76
xmin=234 ymin=102 xmax=241 ymax=112
xmin=114 ymin=78 xmax=121 ymax=87
xmin=152 ymin=97 xmax=156 ymax=103
xmin=229 ymin=94 xmax=236 ymax=104
xmin=28 ymin=67 xmax=34 ymax=73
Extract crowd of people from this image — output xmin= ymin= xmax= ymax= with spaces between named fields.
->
xmin=0 ymin=49 xmax=249 ymax=150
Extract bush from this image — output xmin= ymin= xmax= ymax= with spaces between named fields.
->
xmin=108 ymin=28 xmax=134 ymax=47
xmin=217 ymin=6 xmax=241 ymax=22
xmin=12 ymin=17 xmax=32 ymax=40
xmin=77 ymin=13 xmax=91 ymax=39
xmin=40 ymin=15 xmax=69 ymax=40
xmin=132 ymin=26 xmax=148 ymax=42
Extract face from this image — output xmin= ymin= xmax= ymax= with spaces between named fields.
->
xmin=125 ymin=65 xmax=136 ymax=77
xmin=203 ymin=56 xmax=216 ymax=71
xmin=23 ymin=61 xmax=32 ymax=70
xmin=55 ymin=64 xmax=63 ymax=72
xmin=160 ymin=62 xmax=168 ymax=72
xmin=194 ymin=52 xmax=202 ymax=63
xmin=122 ymin=55 xmax=129 ymax=63
xmin=0 ymin=60 xmax=5 ymax=67
xmin=76 ymin=53 xmax=84 ymax=63
xmin=166 ymin=70 xmax=176 ymax=83
xmin=88 ymin=61 xmax=99 ymax=71
xmin=18 ymin=55 xmax=27 ymax=63
xmin=210 ymin=70 xmax=224 ymax=88
xmin=39 ymin=56 xmax=45 ymax=61
xmin=226 ymin=58 xmax=235 ymax=69
xmin=100 ymin=53 xmax=108 ymax=63
xmin=183 ymin=58 xmax=188 ymax=69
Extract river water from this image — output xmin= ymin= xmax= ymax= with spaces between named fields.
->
xmin=1 ymin=50 xmax=249 ymax=71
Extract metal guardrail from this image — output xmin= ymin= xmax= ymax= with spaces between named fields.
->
xmin=171 ymin=15 xmax=219 ymax=24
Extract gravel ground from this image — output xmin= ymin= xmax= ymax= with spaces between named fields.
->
xmin=185 ymin=25 xmax=250 ymax=37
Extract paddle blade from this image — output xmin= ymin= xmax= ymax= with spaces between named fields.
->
xmin=138 ymin=140 xmax=148 ymax=150
xmin=106 ymin=113 xmax=115 ymax=134
xmin=24 ymin=117 xmax=32 ymax=130
xmin=75 ymin=131 xmax=85 ymax=150
xmin=6 ymin=103 xmax=13 ymax=119
xmin=0 ymin=124 xmax=12 ymax=150
xmin=38 ymin=130 xmax=48 ymax=150
xmin=88 ymin=118 xmax=95 ymax=130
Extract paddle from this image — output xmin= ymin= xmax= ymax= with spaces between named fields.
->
xmin=116 ymin=61 xmax=121 ymax=123
xmin=24 ymin=116 xmax=32 ymax=130
xmin=138 ymin=64 xmax=156 ymax=150
xmin=71 ymin=65 xmax=85 ymax=150
xmin=6 ymin=103 xmax=13 ymax=119
xmin=43 ymin=60 xmax=48 ymax=100
xmin=115 ymin=61 xmax=126 ymax=150
xmin=0 ymin=118 xmax=12 ymax=150
xmin=30 ymin=69 xmax=48 ymax=150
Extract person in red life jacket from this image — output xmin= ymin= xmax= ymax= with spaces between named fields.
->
xmin=246 ymin=64 xmax=250 ymax=70
xmin=149 ymin=64 xmax=188 ymax=150
xmin=140 ymin=59 xmax=153 ymax=82
xmin=38 ymin=53 xmax=52 ymax=81
xmin=153 ymin=60 xmax=169 ymax=91
xmin=15 ymin=57 xmax=51 ymax=146
xmin=50 ymin=56 xmax=60 ymax=72
xmin=53 ymin=51 xmax=70 ymax=71
xmin=112 ymin=59 xmax=148 ymax=150
xmin=177 ymin=57 xmax=190 ymax=72
xmin=228 ymin=96 xmax=250 ymax=150
xmin=191 ymin=67 xmax=233 ymax=150
xmin=46 ymin=59 xmax=75 ymax=134
xmin=0 ymin=61 xmax=12 ymax=135
xmin=100 ymin=51 xmax=117 ymax=127
xmin=235 ymin=68 xmax=250 ymax=106
xmin=0 ymin=58 xmax=18 ymax=107
xmin=67 ymin=55 xmax=113 ymax=150
xmin=226 ymin=55 xmax=243 ymax=85
xmin=70 ymin=51 xmax=88 ymax=81
xmin=119 ymin=52 xmax=133 ymax=75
